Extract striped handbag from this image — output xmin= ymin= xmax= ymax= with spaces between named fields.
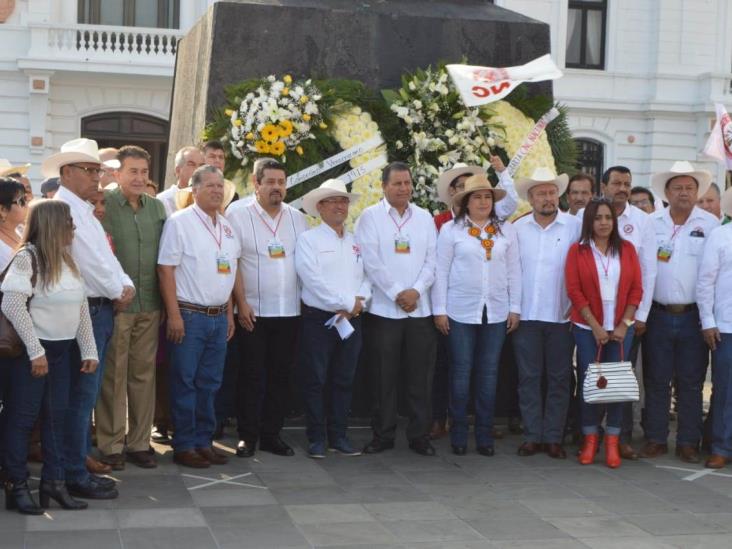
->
xmin=582 ymin=343 xmax=639 ymax=404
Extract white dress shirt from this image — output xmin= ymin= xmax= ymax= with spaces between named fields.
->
xmin=651 ymin=206 xmax=720 ymax=305
xmin=495 ymin=170 xmax=519 ymax=219
xmin=431 ymin=217 xmax=521 ymax=324
xmin=355 ymin=199 xmax=437 ymax=319
xmin=226 ymin=199 xmax=308 ymax=317
xmin=54 ymin=185 xmax=133 ymax=299
xmin=156 ymin=183 xmax=184 ymax=217
xmin=514 ymin=211 xmax=582 ymax=323
xmin=577 ymin=202 xmax=657 ymax=321
xmin=697 ymin=224 xmax=732 ymax=332
xmin=296 ymin=223 xmax=372 ymax=313
xmin=158 ymin=204 xmax=241 ymax=306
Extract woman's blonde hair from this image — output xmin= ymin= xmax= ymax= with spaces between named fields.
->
xmin=21 ymin=199 xmax=79 ymax=289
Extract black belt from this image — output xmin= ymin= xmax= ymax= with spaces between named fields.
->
xmin=87 ymin=297 xmax=112 ymax=307
xmin=652 ymin=301 xmax=697 ymax=314
xmin=178 ymin=301 xmax=228 ymax=316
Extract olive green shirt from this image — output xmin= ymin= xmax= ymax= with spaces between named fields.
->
xmin=102 ymin=188 xmax=167 ymax=313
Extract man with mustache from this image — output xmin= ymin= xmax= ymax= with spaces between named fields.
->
xmin=226 ymin=159 xmax=308 ymax=458
xmin=578 ymin=166 xmax=658 ymax=459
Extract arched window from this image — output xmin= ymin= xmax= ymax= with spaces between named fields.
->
xmin=574 ymin=138 xmax=604 ymax=193
xmin=82 ymin=112 xmax=169 ymax=187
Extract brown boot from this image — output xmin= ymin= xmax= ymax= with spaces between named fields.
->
xmin=639 ymin=442 xmax=668 ymax=458
xmin=676 ymin=445 xmax=701 ymax=464
xmin=85 ymin=455 xmax=112 ymax=475
xmin=428 ymin=420 xmax=448 ymax=440
xmin=705 ymin=454 xmax=728 ymax=469
xmin=100 ymin=453 xmax=125 ymax=471
xmin=196 ymin=447 xmax=229 ymax=465
xmin=127 ymin=450 xmax=158 ymax=469
xmin=173 ymin=450 xmax=210 ymax=468
xmin=619 ymin=443 xmax=638 ymax=460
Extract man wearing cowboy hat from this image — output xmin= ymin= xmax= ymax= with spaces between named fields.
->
xmin=157 ymin=146 xmax=205 ymax=216
xmin=227 ymin=159 xmax=309 ymax=458
xmin=295 ymin=179 xmax=371 ymax=458
xmin=356 ymin=161 xmax=438 ymax=456
xmin=512 ymin=167 xmax=581 ymax=458
xmin=697 ymin=187 xmax=732 ymax=469
xmin=0 ymin=159 xmax=34 ymax=202
xmin=44 ymin=137 xmax=136 ymax=499
xmin=641 ymin=161 xmax=720 ymax=464
xmin=95 ymin=145 xmax=167 ymax=471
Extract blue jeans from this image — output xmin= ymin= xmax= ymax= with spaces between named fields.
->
xmin=0 ymin=356 xmax=11 ymax=469
xmin=65 ymin=301 xmax=114 ymax=483
xmin=300 ymin=305 xmax=362 ymax=444
xmin=711 ymin=333 xmax=732 ymax=457
xmin=5 ymin=340 xmax=73 ymax=482
xmin=169 ymin=309 xmax=228 ymax=452
xmin=644 ymin=306 xmax=708 ymax=446
xmin=448 ymin=318 xmax=506 ymax=448
xmin=574 ymin=326 xmax=634 ymax=436
xmin=432 ymin=333 xmax=450 ymax=422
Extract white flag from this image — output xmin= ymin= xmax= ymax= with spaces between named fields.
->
xmin=703 ymin=103 xmax=732 ymax=169
xmin=447 ymin=55 xmax=563 ymax=107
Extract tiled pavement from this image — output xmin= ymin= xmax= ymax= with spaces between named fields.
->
xmin=3 ymin=425 xmax=732 ymax=549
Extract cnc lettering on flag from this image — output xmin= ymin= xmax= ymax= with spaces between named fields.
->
xmin=703 ymin=103 xmax=732 ymax=169
xmin=447 ymin=55 xmax=563 ymax=108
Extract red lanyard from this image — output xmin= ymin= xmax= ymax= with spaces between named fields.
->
xmin=388 ymin=207 xmax=412 ymax=233
xmin=192 ymin=208 xmax=222 ymax=250
xmin=670 ymin=224 xmax=684 ymax=242
xmin=255 ymin=207 xmax=284 ymax=237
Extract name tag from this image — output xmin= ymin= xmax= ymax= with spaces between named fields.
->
xmin=394 ymin=234 xmax=411 ymax=254
xmin=217 ymin=252 xmax=232 ymax=274
xmin=657 ymin=243 xmax=673 ymax=263
xmin=268 ymin=238 xmax=286 ymax=259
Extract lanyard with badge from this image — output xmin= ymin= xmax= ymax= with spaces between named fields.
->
xmin=389 ymin=208 xmax=412 ymax=254
xmin=192 ymin=208 xmax=231 ymax=275
xmin=591 ymin=242 xmax=614 ymax=301
xmin=255 ymin=207 xmax=286 ymax=259
xmin=657 ymin=224 xmax=683 ymax=263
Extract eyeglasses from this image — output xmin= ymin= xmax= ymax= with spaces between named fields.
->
xmin=12 ymin=197 xmax=27 ymax=208
xmin=69 ymin=164 xmax=103 ymax=177
xmin=320 ymin=197 xmax=350 ymax=206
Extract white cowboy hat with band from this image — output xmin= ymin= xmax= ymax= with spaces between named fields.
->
xmin=436 ymin=163 xmax=487 ymax=206
xmin=515 ymin=167 xmax=569 ymax=201
xmin=41 ymin=138 xmax=102 ymax=178
xmin=451 ymin=173 xmax=506 ymax=207
xmin=0 ymin=159 xmax=31 ymax=178
xmin=650 ymin=160 xmax=713 ymax=201
xmin=301 ymin=178 xmax=360 ymax=217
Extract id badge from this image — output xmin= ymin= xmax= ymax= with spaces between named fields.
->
xmin=268 ymin=238 xmax=286 ymax=259
xmin=216 ymin=252 xmax=232 ymax=275
xmin=394 ymin=233 xmax=411 ymax=254
xmin=657 ymin=243 xmax=673 ymax=263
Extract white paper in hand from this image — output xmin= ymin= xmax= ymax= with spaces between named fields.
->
xmin=325 ymin=314 xmax=355 ymax=340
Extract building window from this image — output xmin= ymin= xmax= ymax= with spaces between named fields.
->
xmin=78 ymin=0 xmax=180 ymax=29
xmin=566 ymin=0 xmax=607 ymax=70
xmin=575 ymin=138 xmax=604 ymax=193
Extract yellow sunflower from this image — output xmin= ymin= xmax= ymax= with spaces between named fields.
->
xmin=278 ymin=120 xmax=294 ymax=137
xmin=255 ymin=140 xmax=271 ymax=154
xmin=270 ymin=140 xmax=286 ymax=156
xmin=261 ymin=124 xmax=280 ymax=143
xmin=302 ymin=114 xmax=312 ymax=122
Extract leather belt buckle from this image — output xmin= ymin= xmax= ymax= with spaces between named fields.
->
xmin=666 ymin=304 xmax=687 ymax=314
xmin=206 ymin=306 xmax=219 ymax=317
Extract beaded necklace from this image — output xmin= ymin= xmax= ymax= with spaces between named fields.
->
xmin=466 ymin=217 xmax=497 ymax=260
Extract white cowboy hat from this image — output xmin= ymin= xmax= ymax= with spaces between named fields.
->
xmin=515 ymin=167 xmax=569 ymax=200
xmin=102 ymin=159 xmax=121 ymax=170
xmin=301 ymin=178 xmax=360 ymax=217
xmin=41 ymin=138 xmax=102 ymax=178
xmin=436 ymin=163 xmax=487 ymax=205
xmin=451 ymin=174 xmax=507 ymax=207
xmin=175 ymin=178 xmax=237 ymax=210
xmin=0 ymin=159 xmax=31 ymax=178
xmin=721 ymin=187 xmax=732 ymax=218
xmin=650 ymin=161 xmax=712 ymax=201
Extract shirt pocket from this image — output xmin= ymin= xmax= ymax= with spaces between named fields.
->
xmin=686 ymin=236 xmax=705 ymax=257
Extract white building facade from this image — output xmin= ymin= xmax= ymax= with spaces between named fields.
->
xmin=1 ymin=0 xmax=731 ymax=191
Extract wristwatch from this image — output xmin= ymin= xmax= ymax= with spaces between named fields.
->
xmin=623 ymin=318 xmax=636 ymax=328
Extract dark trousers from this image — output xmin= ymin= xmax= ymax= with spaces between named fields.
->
xmin=711 ymin=334 xmax=732 ymax=457
xmin=215 ymin=332 xmax=240 ymax=424
xmin=513 ymin=321 xmax=574 ymax=444
xmin=432 ymin=333 xmax=450 ymax=423
xmin=237 ymin=316 xmax=300 ymax=443
xmin=644 ymin=306 xmax=708 ymax=446
xmin=0 ymin=357 xmax=10 ymax=469
xmin=300 ymin=305 xmax=362 ymax=444
xmin=5 ymin=340 xmax=73 ymax=482
xmin=366 ymin=314 xmax=436 ymax=442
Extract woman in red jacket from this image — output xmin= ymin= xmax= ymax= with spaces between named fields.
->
xmin=565 ymin=197 xmax=642 ymax=468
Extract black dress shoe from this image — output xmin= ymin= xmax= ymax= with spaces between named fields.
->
xmin=39 ymin=480 xmax=88 ymax=510
xmin=89 ymin=474 xmax=116 ymax=490
xmin=452 ymin=445 xmax=467 ymax=456
xmin=259 ymin=437 xmax=294 ymax=457
xmin=362 ymin=438 xmax=395 ymax=454
xmin=517 ymin=442 xmax=541 ymax=456
xmin=409 ymin=437 xmax=436 ymax=456
xmin=66 ymin=479 xmax=119 ymax=500
xmin=477 ymin=446 xmax=495 ymax=457
xmin=4 ymin=480 xmax=43 ymax=515
xmin=236 ymin=440 xmax=256 ymax=458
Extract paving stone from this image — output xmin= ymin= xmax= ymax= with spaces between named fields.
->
xmin=271 ymin=485 xmax=364 ymax=505
xmin=0 ymin=531 xmax=25 ymax=549
xmin=212 ymin=522 xmax=310 ymax=548
xmin=24 ymin=529 xmax=123 ymax=549
xmin=467 ymin=516 xmax=570 ymax=540
xmin=659 ymin=534 xmax=732 ymax=548
xmin=285 ymin=503 xmax=374 ymax=524
xmin=579 ymin=538 xmax=675 ymax=549
xmin=200 ymin=504 xmax=290 ymax=527
xmin=380 ymin=519 xmax=485 ymax=543
xmin=546 ymin=516 xmax=651 ymax=538
xmin=365 ymin=501 xmax=458 ymax=522
xmin=299 ymin=521 xmax=398 ymax=546
xmin=626 ymin=512 xmax=728 ymax=536
xmin=120 ymin=526 xmax=217 ymax=549
xmin=191 ymin=486 xmax=278 ymax=507
xmin=25 ymin=509 xmax=117 ymax=531
xmin=520 ymin=497 xmax=616 ymax=518
xmin=116 ymin=507 xmax=207 ymax=529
